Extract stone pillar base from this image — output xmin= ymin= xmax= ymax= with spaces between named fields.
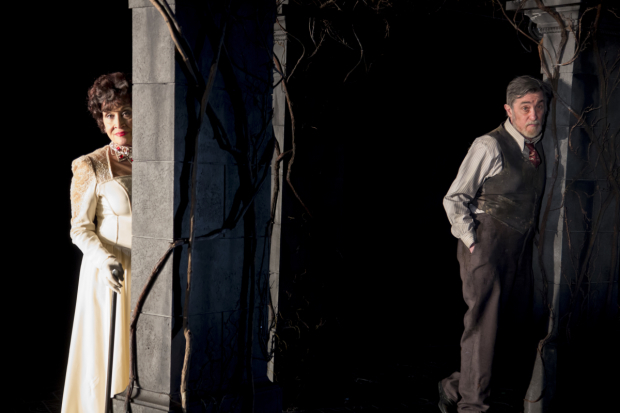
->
xmin=112 ymin=382 xmax=282 ymax=413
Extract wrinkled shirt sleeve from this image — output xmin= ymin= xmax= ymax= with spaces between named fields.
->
xmin=443 ymin=136 xmax=503 ymax=248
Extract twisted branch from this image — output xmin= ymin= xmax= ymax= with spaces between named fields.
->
xmin=273 ymin=53 xmax=314 ymax=218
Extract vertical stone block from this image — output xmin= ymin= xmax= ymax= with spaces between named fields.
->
xmin=539 ymin=179 xmax=565 ymax=233
xmin=113 ymin=398 xmax=159 ymax=413
xmin=133 ymin=161 xmax=177 ymax=240
xmin=591 ymin=184 xmax=616 ymax=230
xmin=535 ymin=228 xmax=566 ymax=285
xmin=254 ymin=169 xmax=274 ymax=238
xmin=187 ymin=312 xmax=225 ymax=390
xmin=129 ymin=0 xmax=175 ymax=8
xmin=176 ymin=163 xmax=226 ymax=239
xmin=190 ymin=238 xmax=245 ymax=315
xmin=563 ymin=231 xmax=617 ymax=283
xmin=552 ymin=71 xmax=575 ymax=128
xmin=198 ymin=120 xmax=234 ymax=166
xmin=508 ymin=3 xmax=619 ymax=411
xmin=563 ymin=179 xmax=597 ymax=232
xmin=128 ymin=0 xmax=280 ymax=410
xmin=132 ymin=5 xmax=175 ymax=84
xmin=569 ymin=73 xmax=599 ymax=123
xmin=135 ymin=314 xmax=173 ymax=394
xmin=222 ymin=164 xmax=248 ymax=240
xmin=133 ymin=83 xmax=189 ymax=162
xmin=540 ymin=126 xmax=569 ymax=181
xmin=131 ymin=237 xmax=174 ymax=316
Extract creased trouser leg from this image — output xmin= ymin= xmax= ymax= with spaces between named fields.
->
xmin=442 ymin=214 xmax=532 ymax=412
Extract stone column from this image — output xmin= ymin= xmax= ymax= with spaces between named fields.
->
xmin=116 ymin=1 xmax=282 ymax=411
xmin=267 ymin=0 xmax=287 ymax=382
xmin=506 ymin=1 xmax=619 ymax=412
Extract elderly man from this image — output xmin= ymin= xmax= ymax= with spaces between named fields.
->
xmin=439 ymin=76 xmax=551 ymax=413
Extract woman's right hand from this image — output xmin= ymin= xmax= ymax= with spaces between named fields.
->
xmin=102 ymin=257 xmax=124 ymax=294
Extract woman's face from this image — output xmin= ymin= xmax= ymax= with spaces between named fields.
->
xmin=103 ymin=104 xmax=132 ymax=146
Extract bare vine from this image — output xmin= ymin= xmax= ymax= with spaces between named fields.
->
xmin=273 ymin=54 xmax=313 ymax=219
xmin=494 ymin=1 xmax=620 ymax=403
xmin=497 ymin=2 xmax=619 ymax=402
xmin=124 ymin=1 xmax=279 ymax=411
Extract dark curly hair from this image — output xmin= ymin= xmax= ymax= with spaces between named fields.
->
xmin=87 ymin=72 xmax=132 ymax=133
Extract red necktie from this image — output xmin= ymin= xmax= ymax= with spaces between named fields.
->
xmin=525 ymin=142 xmax=540 ymax=168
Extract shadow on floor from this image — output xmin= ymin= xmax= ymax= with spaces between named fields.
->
xmin=21 ymin=338 xmax=616 ymax=413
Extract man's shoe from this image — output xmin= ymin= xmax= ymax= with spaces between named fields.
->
xmin=438 ymin=380 xmax=458 ymax=413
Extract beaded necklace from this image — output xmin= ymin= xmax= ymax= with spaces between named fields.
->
xmin=109 ymin=141 xmax=133 ymax=163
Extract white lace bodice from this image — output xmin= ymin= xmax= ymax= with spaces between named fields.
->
xmin=70 ymin=146 xmax=132 ymax=268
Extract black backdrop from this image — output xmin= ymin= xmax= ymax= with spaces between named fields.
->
xmin=272 ymin=3 xmax=543 ymax=405
xmin=12 ymin=0 xmax=548 ymax=406
xmin=11 ymin=0 xmax=133 ymax=400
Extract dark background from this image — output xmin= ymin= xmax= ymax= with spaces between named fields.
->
xmin=11 ymin=0 xmax=133 ymax=404
xmin=272 ymin=2 xmax=543 ymax=409
xmin=13 ymin=0 xmax=612 ymax=412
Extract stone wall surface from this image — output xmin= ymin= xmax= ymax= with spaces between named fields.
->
xmin=122 ymin=1 xmax=282 ymax=411
xmin=506 ymin=1 xmax=619 ymax=412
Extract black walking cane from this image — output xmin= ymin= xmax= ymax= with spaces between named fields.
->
xmin=105 ymin=269 xmax=119 ymax=413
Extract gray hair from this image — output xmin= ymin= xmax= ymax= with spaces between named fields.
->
xmin=506 ymin=75 xmax=552 ymax=108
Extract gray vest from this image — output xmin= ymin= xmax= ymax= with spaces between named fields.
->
xmin=471 ymin=123 xmax=546 ymax=234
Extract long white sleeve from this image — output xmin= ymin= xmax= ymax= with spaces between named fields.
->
xmin=69 ymin=156 xmax=115 ymax=269
xmin=443 ymin=136 xmax=503 ymax=248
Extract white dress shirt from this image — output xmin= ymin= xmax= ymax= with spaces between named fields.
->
xmin=443 ymin=118 xmax=542 ymax=248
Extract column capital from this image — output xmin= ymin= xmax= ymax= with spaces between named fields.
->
xmin=507 ymin=0 xmax=581 ymax=34
xmin=506 ymin=0 xmax=581 ymax=11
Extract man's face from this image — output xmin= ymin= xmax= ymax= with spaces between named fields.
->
xmin=504 ymin=91 xmax=545 ymax=139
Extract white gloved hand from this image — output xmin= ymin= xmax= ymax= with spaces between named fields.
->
xmin=102 ymin=257 xmax=124 ymax=294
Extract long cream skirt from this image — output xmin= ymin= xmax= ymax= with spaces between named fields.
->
xmin=61 ymin=242 xmax=131 ymax=413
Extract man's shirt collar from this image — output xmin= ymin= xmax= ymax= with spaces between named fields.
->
xmin=504 ymin=118 xmax=542 ymax=151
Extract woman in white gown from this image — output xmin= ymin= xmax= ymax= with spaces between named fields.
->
xmin=62 ymin=72 xmax=133 ymax=413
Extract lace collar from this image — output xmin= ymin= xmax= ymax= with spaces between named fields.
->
xmin=109 ymin=141 xmax=133 ymax=163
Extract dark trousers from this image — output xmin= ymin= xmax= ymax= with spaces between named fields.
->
xmin=442 ymin=214 xmax=539 ymax=412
